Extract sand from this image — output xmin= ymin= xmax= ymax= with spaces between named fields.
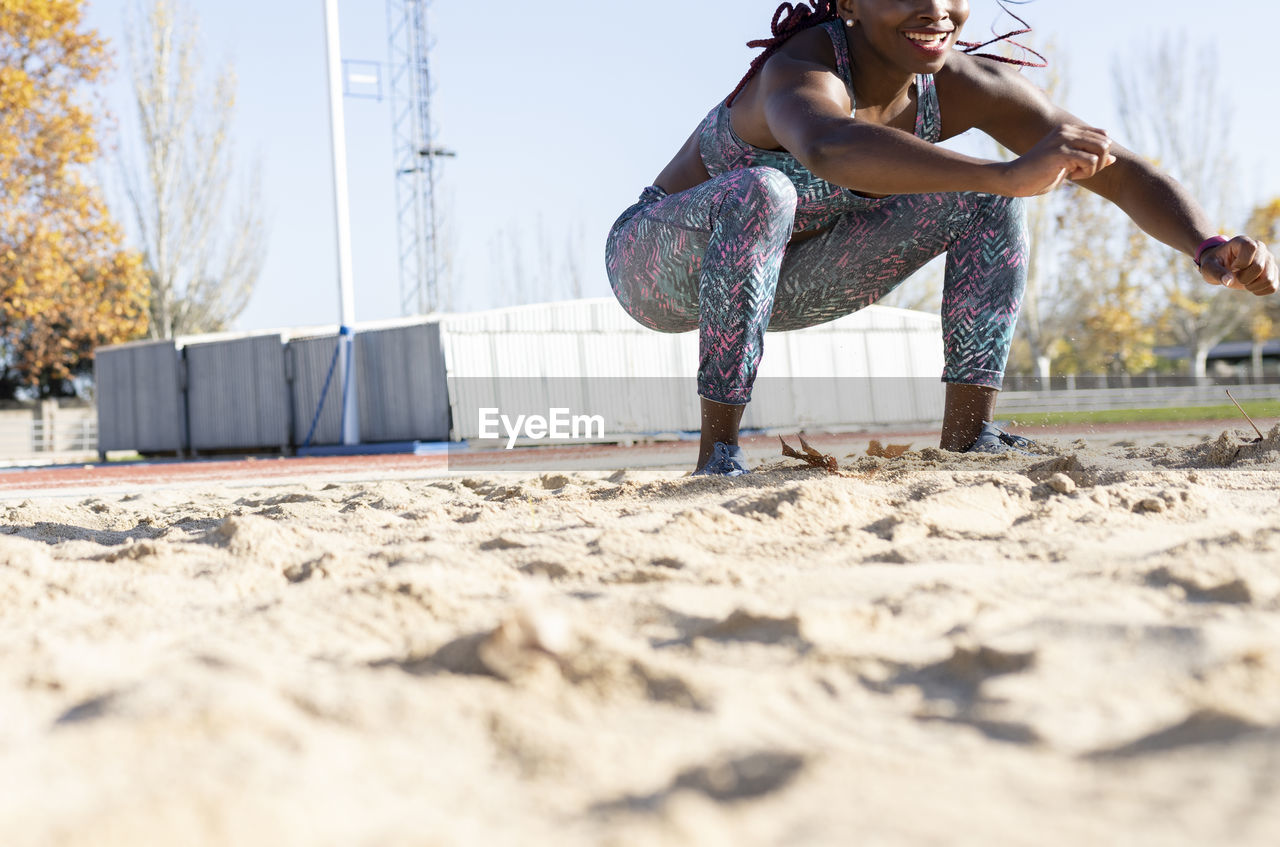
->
xmin=3 ymin=425 xmax=1280 ymax=846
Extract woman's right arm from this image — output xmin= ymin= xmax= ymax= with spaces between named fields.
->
xmin=760 ymin=53 xmax=1111 ymax=197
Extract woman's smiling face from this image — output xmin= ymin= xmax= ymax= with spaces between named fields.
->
xmin=844 ymin=0 xmax=971 ymax=73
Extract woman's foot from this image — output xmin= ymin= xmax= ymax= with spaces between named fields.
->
xmin=697 ymin=397 xmax=747 ymax=470
xmin=939 ymin=383 xmax=999 ymax=451
xmin=693 ymin=441 xmax=751 ymax=476
xmin=963 ymin=421 xmax=1035 ymax=455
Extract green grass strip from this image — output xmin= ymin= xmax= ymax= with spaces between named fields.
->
xmin=1007 ymin=400 xmax=1280 ymax=427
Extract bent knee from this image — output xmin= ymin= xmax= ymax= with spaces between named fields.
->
xmin=949 ymin=192 xmax=1027 ymax=244
xmin=976 ymin=192 xmax=1026 ymax=224
xmin=727 ymin=167 xmax=799 ymax=215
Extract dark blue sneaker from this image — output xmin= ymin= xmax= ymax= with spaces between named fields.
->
xmin=965 ymin=422 xmax=1035 ymax=455
xmin=693 ymin=442 xmax=751 ymax=477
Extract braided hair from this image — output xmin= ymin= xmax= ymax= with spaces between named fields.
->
xmin=725 ymin=0 xmax=1046 ymax=107
xmin=726 ymin=1 xmax=840 ymax=107
xmin=957 ymin=2 xmax=1046 ymax=68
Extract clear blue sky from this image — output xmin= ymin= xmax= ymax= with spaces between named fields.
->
xmin=82 ymin=1 xmax=1280 ymax=332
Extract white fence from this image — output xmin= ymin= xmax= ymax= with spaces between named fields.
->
xmin=0 ymin=407 xmax=98 ymax=461
xmin=440 ymin=301 xmax=947 ymax=438
xmin=999 ymin=383 xmax=1279 ymax=415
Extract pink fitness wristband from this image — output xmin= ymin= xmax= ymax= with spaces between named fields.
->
xmin=1194 ymin=236 xmax=1230 ymax=267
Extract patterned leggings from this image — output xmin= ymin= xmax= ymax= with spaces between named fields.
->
xmin=604 ymin=167 xmax=1028 ymax=404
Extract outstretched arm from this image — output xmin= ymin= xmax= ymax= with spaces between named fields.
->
xmin=1081 ymin=155 xmax=1277 ymax=294
xmin=958 ymin=56 xmax=1278 ymax=296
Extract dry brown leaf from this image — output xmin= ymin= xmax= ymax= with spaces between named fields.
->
xmin=778 ymin=435 xmax=839 ymax=473
xmin=866 ymin=440 xmax=912 ymax=459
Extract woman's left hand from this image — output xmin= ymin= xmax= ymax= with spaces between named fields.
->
xmin=1199 ymin=236 xmax=1279 ymax=296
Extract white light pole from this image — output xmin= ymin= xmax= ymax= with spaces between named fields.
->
xmin=323 ymin=0 xmax=359 ymax=445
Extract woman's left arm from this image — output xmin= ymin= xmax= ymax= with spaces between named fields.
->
xmin=946 ymin=55 xmax=1278 ymax=296
xmin=1076 ymin=152 xmax=1277 ymax=295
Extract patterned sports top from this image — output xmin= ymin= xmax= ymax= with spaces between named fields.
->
xmin=696 ymin=19 xmax=943 ymax=234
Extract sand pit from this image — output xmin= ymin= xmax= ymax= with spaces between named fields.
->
xmin=2 ymin=425 xmax=1280 ymax=845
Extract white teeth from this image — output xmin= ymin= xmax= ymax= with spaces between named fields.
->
xmin=905 ymin=33 xmax=947 ymax=44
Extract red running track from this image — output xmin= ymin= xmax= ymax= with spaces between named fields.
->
xmin=0 ymin=433 xmax=876 ymax=495
xmin=0 ymin=454 xmax=448 ymax=494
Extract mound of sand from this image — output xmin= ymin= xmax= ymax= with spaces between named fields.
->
xmin=2 ymin=429 xmax=1279 ymax=845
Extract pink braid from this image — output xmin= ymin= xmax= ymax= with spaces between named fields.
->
xmin=726 ymin=1 xmax=839 ymax=107
xmin=957 ymin=2 xmax=1047 ymax=68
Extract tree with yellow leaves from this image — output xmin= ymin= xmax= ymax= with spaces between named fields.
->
xmin=1046 ymin=187 xmax=1157 ymax=377
xmin=1244 ymin=198 xmax=1280 ymax=376
xmin=1115 ymin=38 xmax=1254 ymax=378
xmin=994 ymin=47 xmax=1156 ymax=382
xmin=0 ymin=0 xmax=149 ymax=399
xmin=1246 ymin=199 xmax=1280 ymax=245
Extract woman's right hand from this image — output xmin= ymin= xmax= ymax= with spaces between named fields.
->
xmin=994 ymin=125 xmax=1117 ymax=197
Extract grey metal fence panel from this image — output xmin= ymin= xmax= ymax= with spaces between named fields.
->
xmin=287 ymin=323 xmax=450 ymax=446
xmin=94 ymin=341 xmax=187 ymax=453
xmin=288 ymin=334 xmax=344 ymax=446
xmin=355 ymin=322 xmax=450 ymax=442
xmin=184 ymin=335 xmax=290 ymax=451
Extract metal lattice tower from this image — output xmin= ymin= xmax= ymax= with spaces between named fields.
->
xmin=387 ymin=0 xmax=451 ymax=315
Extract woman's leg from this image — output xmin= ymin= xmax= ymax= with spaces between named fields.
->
xmin=937 ymin=193 xmax=1028 ymax=448
xmin=770 ymin=192 xmax=1028 ymax=448
xmin=606 ymin=168 xmax=798 ymax=467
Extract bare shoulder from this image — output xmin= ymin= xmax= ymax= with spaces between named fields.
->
xmin=753 ymin=23 xmax=846 ymax=99
xmin=735 ymin=23 xmax=852 ymax=134
xmin=772 ymin=23 xmax=840 ymax=71
xmin=935 ymin=52 xmax=1052 ymax=137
